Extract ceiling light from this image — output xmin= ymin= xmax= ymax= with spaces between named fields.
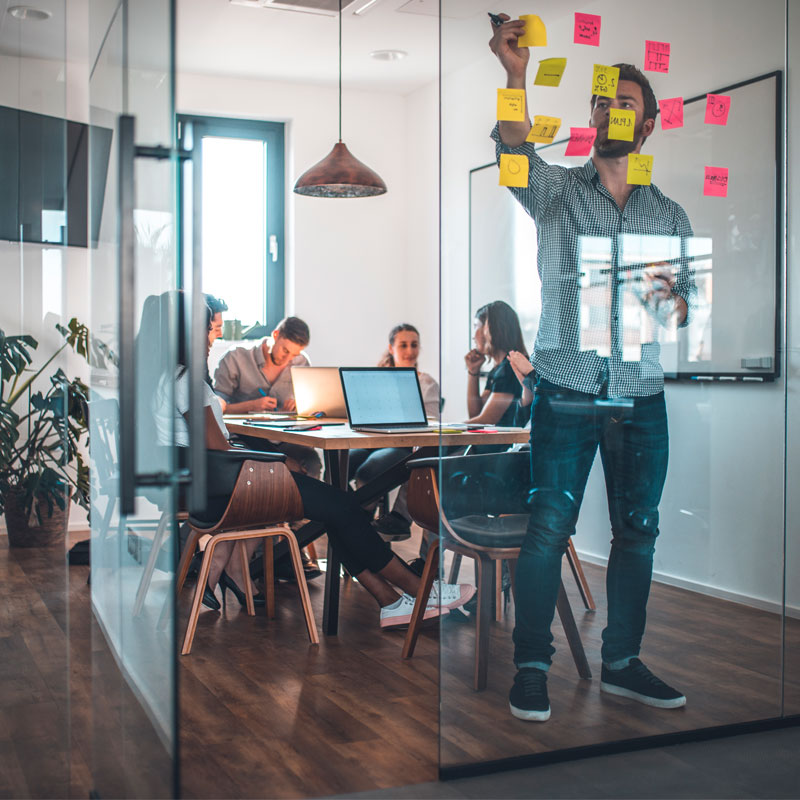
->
xmin=8 ymin=5 xmax=52 ymax=21
xmin=369 ymin=49 xmax=407 ymax=61
xmin=352 ymin=0 xmax=384 ymax=14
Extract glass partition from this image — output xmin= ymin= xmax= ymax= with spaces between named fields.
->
xmin=440 ymin=0 xmax=789 ymax=770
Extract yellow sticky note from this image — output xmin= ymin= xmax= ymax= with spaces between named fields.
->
xmin=526 ymin=115 xmax=562 ymax=144
xmin=627 ymin=154 xmax=653 ymax=185
xmin=497 ymin=88 xmax=526 ymax=122
xmin=499 ymin=153 xmax=529 ymax=187
xmin=592 ymin=64 xmax=619 ymax=98
xmin=517 ymin=14 xmax=547 ymax=47
xmin=608 ymin=108 xmax=635 ymax=141
xmin=534 ymin=57 xmax=567 ymax=87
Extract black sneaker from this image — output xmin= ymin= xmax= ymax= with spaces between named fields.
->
xmin=600 ymin=658 xmax=686 ymax=708
xmin=373 ymin=511 xmax=412 ymax=541
xmin=509 ymin=667 xmax=551 ymax=722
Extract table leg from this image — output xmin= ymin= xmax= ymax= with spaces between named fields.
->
xmin=322 ymin=450 xmax=349 ymax=635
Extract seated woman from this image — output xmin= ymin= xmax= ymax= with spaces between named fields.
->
xmin=143 ymin=292 xmax=473 ymax=629
xmin=348 ymin=324 xmax=440 ymax=541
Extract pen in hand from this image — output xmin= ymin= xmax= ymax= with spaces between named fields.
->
xmin=488 ymin=11 xmax=505 ymax=26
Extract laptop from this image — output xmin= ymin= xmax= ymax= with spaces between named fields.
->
xmin=339 ymin=367 xmax=443 ymax=433
xmin=290 ymin=366 xmax=348 ymax=418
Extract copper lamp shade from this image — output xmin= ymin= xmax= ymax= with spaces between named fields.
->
xmin=294 ymin=141 xmax=387 ymax=198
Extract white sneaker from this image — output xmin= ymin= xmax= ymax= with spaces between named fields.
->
xmin=427 ymin=581 xmax=476 ymax=610
xmin=380 ymin=593 xmax=450 ymax=629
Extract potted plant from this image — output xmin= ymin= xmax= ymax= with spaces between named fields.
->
xmin=0 ymin=318 xmax=111 ymax=547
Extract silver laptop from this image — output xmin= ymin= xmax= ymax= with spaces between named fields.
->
xmin=290 ymin=366 xmax=347 ymax=418
xmin=339 ymin=367 xmax=442 ymax=433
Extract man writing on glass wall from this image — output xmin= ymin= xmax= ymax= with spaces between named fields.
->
xmin=489 ymin=15 xmax=695 ymax=722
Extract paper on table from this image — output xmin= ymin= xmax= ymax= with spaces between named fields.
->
xmin=526 ymin=115 xmax=562 ymax=143
xmin=608 ymin=108 xmax=635 ymax=141
xmin=627 ymin=154 xmax=654 ymax=185
xmin=499 ymin=153 xmax=529 ymax=187
xmin=644 ymin=40 xmax=670 ymax=73
xmin=659 ymin=97 xmax=683 ymax=130
xmin=565 ymin=127 xmax=597 ymax=155
xmin=517 ymin=14 xmax=547 ymax=47
xmin=534 ymin=57 xmax=567 ymax=87
xmin=574 ymin=12 xmax=601 ymax=46
xmin=592 ymin=64 xmax=619 ymax=98
xmin=704 ymin=166 xmax=729 ymax=197
xmin=705 ymin=93 xmax=731 ymax=125
xmin=497 ymin=88 xmax=526 ymax=121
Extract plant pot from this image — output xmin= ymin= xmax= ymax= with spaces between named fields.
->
xmin=3 ymin=489 xmax=69 ymax=548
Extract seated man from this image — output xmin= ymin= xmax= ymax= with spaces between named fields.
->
xmin=213 ymin=316 xmax=321 ymax=479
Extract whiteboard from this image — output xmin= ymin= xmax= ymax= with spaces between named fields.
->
xmin=470 ymin=71 xmax=782 ymax=382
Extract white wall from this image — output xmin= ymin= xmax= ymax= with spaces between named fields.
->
xmin=405 ymin=0 xmax=793 ymax=610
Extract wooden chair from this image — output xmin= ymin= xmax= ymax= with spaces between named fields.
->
xmin=402 ymin=451 xmax=591 ymax=691
xmin=176 ymin=451 xmax=319 ymax=655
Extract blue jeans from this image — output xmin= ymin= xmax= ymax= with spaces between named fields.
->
xmin=513 ymin=377 xmax=669 ymax=669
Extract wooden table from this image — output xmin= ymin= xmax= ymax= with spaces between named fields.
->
xmin=225 ymin=418 xmax=530 ymax=634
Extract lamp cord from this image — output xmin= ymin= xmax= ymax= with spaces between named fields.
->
xmin=338 ymin=0 xmax=342 ymax=142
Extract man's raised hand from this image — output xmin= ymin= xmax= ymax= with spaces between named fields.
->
xmin=489 ymin=14 xmax=529 ymax=83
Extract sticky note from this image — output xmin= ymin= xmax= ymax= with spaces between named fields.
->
xmin=705 ymin=94 xmax=731 ymax=125
xmin=534 ymin=57 xmax=567 ymax=87
xmin=497 ymin=88 xmax=526 ymax=122
xmin=644 ymin=40 xmax=670 ymax=73
xmin=517 ymin=14 xmax=547 ymax=47
xmin=659 ymin=97 xmax=684 ymax=130
xmin=609 ymin=108 xmax=635 ymax=141
xmin=627 ymin=154 xmax=653 ymax=185
xmin=592 ymin=64 xmax=619 ymax=98
xmin=526 ymin=115 xmax=562 ymax=144
xmin=565 ymin=127 xmax=597 ymax=156
xmin=574 ymin=12 xmax=601 ymax=46
xmin=499 ymin=154 xmax=529 ymax=187
xmin=704 ymin=166 xmax=729 ymax=197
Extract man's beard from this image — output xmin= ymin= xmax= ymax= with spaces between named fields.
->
xmin=594 ymin=125 xmax=644 ymax=159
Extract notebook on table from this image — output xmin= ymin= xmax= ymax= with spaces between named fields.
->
xmin=290 ymin=366 xmax=348 ymax=418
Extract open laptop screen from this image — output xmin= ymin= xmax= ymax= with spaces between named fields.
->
xmin=339 ymin=367 xmax=427 ymax=427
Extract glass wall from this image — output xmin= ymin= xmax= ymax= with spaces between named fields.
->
xmin=440 ymin=0 xmax=789 ymax=770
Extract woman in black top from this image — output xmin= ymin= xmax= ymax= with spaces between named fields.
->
xmin=464 ymin=300 xmax=528 ymax=427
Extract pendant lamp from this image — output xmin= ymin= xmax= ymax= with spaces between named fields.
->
xmin=293 ymin=0 xmax=387 ymax=198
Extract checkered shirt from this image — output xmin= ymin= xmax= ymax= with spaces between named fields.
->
xmin=492 ymin=125 xmax=696 ymax=398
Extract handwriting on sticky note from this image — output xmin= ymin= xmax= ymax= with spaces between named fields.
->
xmin=517 ymin=14 xmax=547 ymax=47
xmin=499 ymin=154 xmax=529 ymax=188
xmin=705 ymin=94 xmax=731 ymax=125
xmin=608 ymin=108 xmax=635 ymax=141
xmin=659 ymin=97 xmax=683 ymax=130
xmin=574 ymin=12 xmax=601 ymax=46
xmin=592 ymin=64 xmax=619 ymax=98
xmin=526 ymin=115 xmax=562 ymax=144
xmin=704 ymin=166 xmax=728 ymax=197
xmin=644 ymin=40 xmax=670 ymax=73
xmin=565 ymin=127 xmax=597 ymax=156
xmin=497 ymin=88 xmax=526 ymax=122
xmin=534 ymin=57 xmax=567 ymax=87
xmin=627 ymin=154 xmax=653 ymax=186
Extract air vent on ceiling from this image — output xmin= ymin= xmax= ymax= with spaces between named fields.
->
xmin=230 ymin=0 xmax=359 ymax=15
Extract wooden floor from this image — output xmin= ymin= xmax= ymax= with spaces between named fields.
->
xmin=1 ymin=530 xmax=799 ymax=799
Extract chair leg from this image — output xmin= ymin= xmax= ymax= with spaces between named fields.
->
xmin=566 ymin=539 xmax=596 ymax=611
xmin=402 ymin=538 xmax=440 ymax=659
xmin=474 ymin=554 xmax=494 ymax=691
xmin=133 ymin=512 xmax=171 ymax=617
xmin=283 ymin=528 xmax=319 ymax=645
xmin=448 ymin=552 xmax=462 ymax=584
xmin=556 ymin=580 xmax=592 ymax=679
xmin=181 ymin=538 xmax=219 ymax=656
xmin=495 ymin=560 xmax=504 ymax=622
xmin=237 ymin=541 xmax=255 ymax=616
xmin=263 ymin=537 xmax=276 ymax=619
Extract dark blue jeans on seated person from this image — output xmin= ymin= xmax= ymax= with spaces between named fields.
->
xmin=513 ymin=376 xmax=669 ymax=671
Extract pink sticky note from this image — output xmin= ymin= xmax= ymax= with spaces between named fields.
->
xmin=644 ymin=40 xmax=670 ymax=73
xmin=574 ymin=12 xmax=601 ymax=46
xmin=565 ymin=127 xmax=597 ymax=156
xmin=704 ymin=166 xmax=729 ymax=197
xmin=659 ymin=97 xmax=684 ymax=130
xmin=705 ymin=94 xmax=731 ymax=125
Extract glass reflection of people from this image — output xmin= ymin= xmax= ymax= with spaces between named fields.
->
xmin=490 ymin=16 xmax=695 ymax=722
xmin=145 ymin=292 xmax=474 ymax=627
xmin=349 ymin=324 xmax=440 ymax=540
xmin=464 ymin=301 xmax=526 ymax=426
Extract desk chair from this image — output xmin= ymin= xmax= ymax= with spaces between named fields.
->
xmin=176 ymin=450 xmax=319 ymax=655
xmin=402 ymin=452 xmax=591 ymax=690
